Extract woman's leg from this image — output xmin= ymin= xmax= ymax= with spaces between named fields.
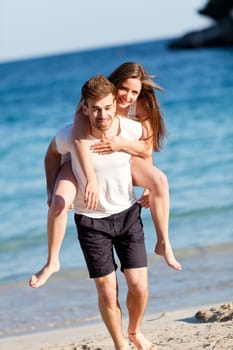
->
xmin=131 ymin=157 xmax=181 ymax=270
xmin=29 ymin=161 xmax=77 ymax=288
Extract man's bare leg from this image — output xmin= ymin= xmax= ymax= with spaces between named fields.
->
xmin=125 ymin=267 xmax=157 ymax=349
xmin=131 ymin=157 xmax=181 ymax=270
xmin=29 ymin=162 xmax=77 ymax=288
xmin=95 ymin=272 xmax=129 ymax=350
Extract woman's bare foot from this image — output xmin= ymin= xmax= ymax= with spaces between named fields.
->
xmin=29 ymin=262 xmax=60 ymax=288
xmin=129 ymin=332 xmax=157 ymax=350
xmin=155 ymin=240 xmax=182 ymax=270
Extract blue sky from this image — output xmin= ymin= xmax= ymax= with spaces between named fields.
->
xmin=0 ymin=0 xmax=211 ymax=62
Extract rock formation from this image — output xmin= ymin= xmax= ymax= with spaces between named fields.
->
xmin=168 ymin=0 xmax=233 ymax=49
xmin=195 ymin=302 xmax=233 ymax=322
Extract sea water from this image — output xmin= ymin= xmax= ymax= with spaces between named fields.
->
xmin=0 ymin=38 xmax=233 ymax=336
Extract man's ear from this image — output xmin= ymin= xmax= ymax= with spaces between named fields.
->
xmin=82 ymin=105 xmax=88 ymax=116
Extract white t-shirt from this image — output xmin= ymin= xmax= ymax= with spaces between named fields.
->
xmin=55 ymin=116 xmax=142 ymax=218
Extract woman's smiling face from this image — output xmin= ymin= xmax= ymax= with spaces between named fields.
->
xmin=116 ymin=78 xmax=142 ymax=110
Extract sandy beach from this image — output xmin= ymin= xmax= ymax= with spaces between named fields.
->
xmin=1 ymin=302 xmax=232 ymax=350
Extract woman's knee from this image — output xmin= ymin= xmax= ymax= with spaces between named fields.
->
xmin=151 ymin=169 xmax=169 ymax=193
xmin=50 ymin=193 xmax=72 ymax=216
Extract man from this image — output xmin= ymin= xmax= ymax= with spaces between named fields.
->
xmin=45 ymin=74 xmax=157 ymax=350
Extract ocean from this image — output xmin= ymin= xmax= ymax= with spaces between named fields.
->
xmin=0 ymin=38 xmax=233 ymax=337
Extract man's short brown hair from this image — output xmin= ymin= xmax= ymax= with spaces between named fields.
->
xmin=81 ymin=74 xmax=116 ymax=104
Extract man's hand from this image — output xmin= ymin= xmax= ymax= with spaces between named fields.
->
xmin=137 ymin=188 xmax=150 ymax=208
xmin=84 ymin=177 xmax=99 ymax=209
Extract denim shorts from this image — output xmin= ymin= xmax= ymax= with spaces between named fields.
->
xmin=74 ymin=203 xmax=147 ymax=278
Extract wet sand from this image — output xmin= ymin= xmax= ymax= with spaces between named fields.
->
xmin=1 ymin=302 xmax=233 ymax=350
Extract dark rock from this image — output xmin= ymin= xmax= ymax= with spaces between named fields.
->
xmin=168 ymin=0 xmax=233 ymax=49
xmin=199 ymin=0 xmax=233 ymax=20
xmin=169 ymin=18 xmax=233 ymax=49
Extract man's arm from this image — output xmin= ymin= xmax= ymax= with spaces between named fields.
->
xmin=44 ymin=138 xmax=62 ymax=203
xmin=72 ymin=108 xmax=97 ymax=185
xmin=72 ymin=106 xmax=99 ymax=210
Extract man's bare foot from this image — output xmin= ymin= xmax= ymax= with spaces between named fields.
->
xmin=155 ymin=240 xmax=182 ymax=270
xmin=129 ymin=332 xmax=157 ymax=350
xmin=29 ymin=262 xmax=60 ymax=288
xmin=115 ymin=340 xmax=130 ymax=350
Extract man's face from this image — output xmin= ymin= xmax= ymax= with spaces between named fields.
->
xmin=83 ymin=93 xmax=116 ymax=132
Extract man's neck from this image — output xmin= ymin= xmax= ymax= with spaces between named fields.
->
xmin=91 ymin=116 xmax=120 ymax=140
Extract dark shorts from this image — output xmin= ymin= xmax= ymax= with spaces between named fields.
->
xmin=74 ymin=203 xmax=147 ymax=278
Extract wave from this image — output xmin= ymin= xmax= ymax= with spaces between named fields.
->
xmin=0 ymin=232 xmax=46 ymax=253
xmin=171 ymin=203 xmax=233 ymax=219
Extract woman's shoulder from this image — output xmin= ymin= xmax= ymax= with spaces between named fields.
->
xmin=128 ymin=102 xmax=137 ymax=118
xmin=118 ymin=115 xmax=141 ymax=125
xmin=118 ymin=116 xmax=142 ymax=139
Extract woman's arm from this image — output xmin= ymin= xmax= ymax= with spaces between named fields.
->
xmin=91 ymin=98 xmax=155 ymax=158
xmin=91 ymin=118 xmax=153 ymax=158
xmin=90 ymin=136 xmax=152 ymax=158
xmin=71 ymin=104 xmax=99 ymax=209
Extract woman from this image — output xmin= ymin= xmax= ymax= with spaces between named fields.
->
xmin=30 ymin=62 xmax=181 ymax=289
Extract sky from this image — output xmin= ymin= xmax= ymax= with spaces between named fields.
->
xmin=0 ymin=0 xmax=211 ymax=63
